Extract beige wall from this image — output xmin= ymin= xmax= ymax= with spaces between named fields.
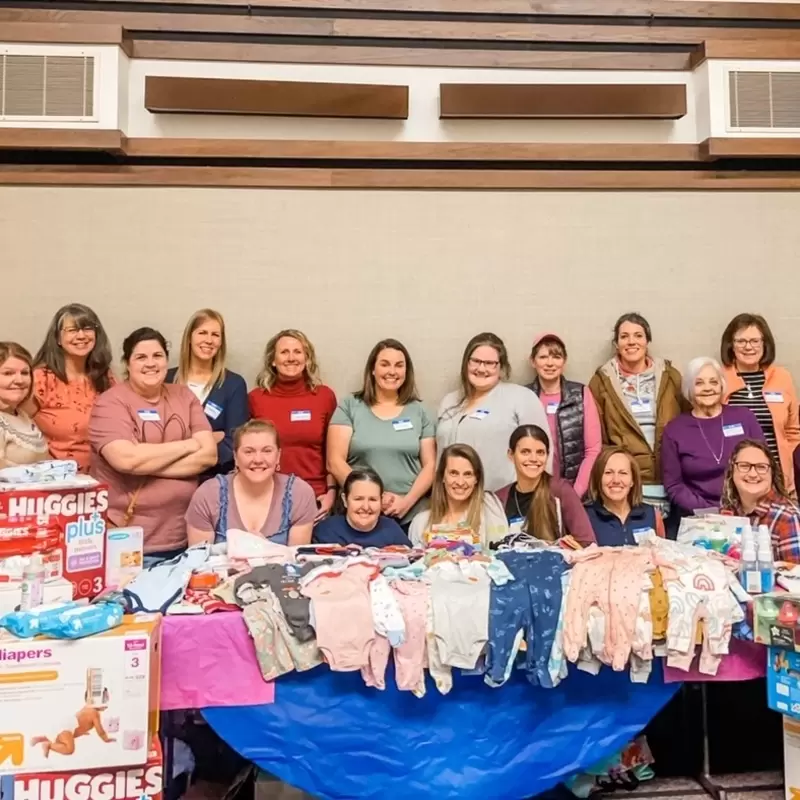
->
xmin=2 ymin=187 xmax=800 ymax=407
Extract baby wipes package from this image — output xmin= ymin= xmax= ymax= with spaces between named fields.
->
xmin=0 ymin=615 xmax=161 ymax=775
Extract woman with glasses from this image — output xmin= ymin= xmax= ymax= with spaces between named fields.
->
xmin=589 ymin=312 xmax=684 ymax=522
xmin=30 ymin=304 xmax=115 ymax=472
xmin=437 ymin=332 xmax=550 ymax=492
xmin=721 ymin=439 xmax=800 ymax=563
xmin=327 ymin=338 xmax=435 ymax=529
xmin=721 ymin=313 xmax=800 ymax=496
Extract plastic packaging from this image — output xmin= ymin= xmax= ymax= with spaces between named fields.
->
xmin=740 ymin=538 xmax=761 ymax=594
xmin=757 ymin=524 xmax=775 ymax=594
xmin=42 ymin=602 xmax=124 ymax=639
xmin=0 ymin=600 xmax=79 ymax=638
xmin=20 ymin=554 xmax=45 ymax=610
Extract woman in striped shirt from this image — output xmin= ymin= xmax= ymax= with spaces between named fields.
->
xmin=721 ymin=313 xmax=800 ymax=497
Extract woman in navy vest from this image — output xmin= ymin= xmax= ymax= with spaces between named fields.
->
xmin=527 ymin=332 xmax=601 ymax=499
xmin=167 ymin=309 xmax=248 ymax=478
xmin=585 ymin=446 xmax=666 ymax=546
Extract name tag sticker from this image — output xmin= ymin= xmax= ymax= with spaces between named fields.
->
xmin=722 ymin=423 xmax=745 ymax=438
xmin=630 ymin=399 xmax=652 ymax=415
xmin=469 ymin=409 xmax=490 ymax=420
xmin=632 ymin=527 xmax=656 ymax=545
xmin=508 ymin=517 xmax=525 ymax=534
xmin=765 ymin=391 xmax=784 ymax=403
xmin=392 ymin=418 xmax=414 ymax=431
xmin=137 ymin=409 xmax=160 ymax=422
xmin=546 ymin=402 xmax=559 ymax=416
xmin=290 ymin=410 xmax=312 ymax=423
xmin=205 ymin=401 xmax=223 ymax=420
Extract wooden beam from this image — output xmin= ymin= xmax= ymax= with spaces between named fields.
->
xmin=3 ymin=164 xmax=800 ymax=189
xmin=123 ymin=138 xmax=701 ymax=162
xmin=692 ymin=38 xmax=800 ymax=67
xmin=0 ymin=21 xmax=129 ymax=51
xmin=0 ymin=129 xmax=125 ymax=153
xmin=440 ymin=83 xmax=687 ymax=119
xmin=144 ymin=76 xmax=409 ymax=119
xmin=702 ymin=137 xmax=800 ymax=160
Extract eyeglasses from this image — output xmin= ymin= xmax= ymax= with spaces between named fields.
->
xmin=734 ymin=461 xmax=771 ymax=476
xmin=469 ymin=358 xmax=500 ymax=370
xmin=733 ymin=337 xmax=763 ymax=349
xmin=62 ymin=325 xmax=97 ymax=335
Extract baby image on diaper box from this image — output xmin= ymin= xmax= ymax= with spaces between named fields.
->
xmin=0 ymin=617 xmax=161 ymax=776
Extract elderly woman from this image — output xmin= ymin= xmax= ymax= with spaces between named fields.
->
xmin=589 ymin=312 xmax=685 ymax=518
xmin=721 ymin=313 xmax=800 ymax=496
xmin=721 ymin=439 xmax=800 ymax=563
xmin=661 ymin=357 xmax=763 ymax=517
xmin=0 ymin=342 xmax=49 ymax=468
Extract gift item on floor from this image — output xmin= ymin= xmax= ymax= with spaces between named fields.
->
xmin=784 ymin=716 xmax=800 ymax=800
xmin=0 ymin=577 xmax=74 ymax=616
xmin=755 ymin=593 xmax=800 ymax=651
xmin=2 ymin=736 xmax=163 ymax=800
xmin=104 ymin=528 xmax=144 ymax=592
xmin=768 ymin=647 xmax=800 ymax=718
xmin=0 ymin=614 xmax=161 ymax=776
xmin=0 ymin=480 xmax=108 ymax=600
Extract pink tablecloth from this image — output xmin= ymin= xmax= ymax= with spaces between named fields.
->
xmin=160 ymin=612 xmax=275 ymax=710
xmin=662 ymin=639 xmax=766 ymax=683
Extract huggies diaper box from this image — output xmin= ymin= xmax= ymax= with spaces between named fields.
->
xmin=0 ymin=481 xmax=108 ymax=600
xmin=0 ymin=737 xmax=163 ymax=800
xmin=0 ymin=615 xmax=161 ymax=776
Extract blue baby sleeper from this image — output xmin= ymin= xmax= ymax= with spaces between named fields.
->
xmin=485 ymin=550 xmax=570 ymax=688
xmin=213 ymin=474 xmax=295 ymax=544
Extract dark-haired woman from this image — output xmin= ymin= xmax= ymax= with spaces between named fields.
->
xmin=721 ymin=312 xmax=800 ymax=496
xmin=589 ymin=312 xmax=684 ymax=518
xmin=313 ymin=468 xmax=411 ymax=547
xmin=327 ymin=339 xmax=435 ymax=527
xmin=89 ymin=327 xmax=217 ymax=560
xmin=496 ymin=425 xmax=595 ymax=545
xmin=31 ymin=304 xmax=115 ymax=472
xmin=437 ymin=332 xmax=550 ymax=492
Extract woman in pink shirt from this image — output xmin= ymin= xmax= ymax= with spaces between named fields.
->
xmin=526 ymin=333 xmax=601 ymax=499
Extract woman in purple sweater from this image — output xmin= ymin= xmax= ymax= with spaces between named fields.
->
xmin=661 ymin=356 xmax=764 ymax=517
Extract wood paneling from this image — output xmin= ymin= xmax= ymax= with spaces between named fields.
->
xmin=0 ymin=129 xmax=125 ymax=153
xmin=124 ymin=139 xmax=701 ymax=162
xmin=3 ymin=165 xmax=800 ymax=190
xmin=0 ymin=22 xmax=129 ymax=50
xmin=64 ymin=0 xmax=800 ymax=20
xmin=692 ymin=38 xmax=800 ymax=66
xmin=440 ymin=83 xmax=686 ymax=119
xmin=144 ymin=76 xmax=409 ymax=119
xmin=131 ymin=41 xmax=693 ymax=71
xmin=702 ymin=137 xmax=800 ymax=160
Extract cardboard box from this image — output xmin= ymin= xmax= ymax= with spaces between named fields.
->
xmin=755 ymin=594 xmax=800 ymax=652
xmin=784 ymin=716 xmax=800 ymax=800
xmin=768 ymin=647 xmax=800 ymax=718
xmin=0 ymin=578 xmax=74 ymax=617
xmin=0 ymin=615 xmax=161 ymax=776
xmin=0 ymin=737 xmax=163 ymax=800
xmin=0 ymin=482 xmax=108 ymax=600
xmin=104 ymin=529 xmax=143 ymax=592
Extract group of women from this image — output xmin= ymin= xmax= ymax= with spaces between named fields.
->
xmin=2 ymin=304 xmax=799 ymax=564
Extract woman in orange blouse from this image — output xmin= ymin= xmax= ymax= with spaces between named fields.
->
xmin=30 ymin=304 xmax=115 ymax=471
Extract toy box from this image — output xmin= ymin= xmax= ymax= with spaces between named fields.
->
xmin=104 ymin=528 xmax=143 ymax=592
xmin=0 ymin=615 xmax=161 ymax=776
xmin=0 ymin=737 xmax=163 ymax=800
xmin=0 ymin=481 xmax=108 ymax=600
xmin=755 ymin=593 xmax=800 ymax=651
xmin=768 ymin=647 xmax=800 ymax=718
xmin=0 ymin=578 xmax=74 ymax=617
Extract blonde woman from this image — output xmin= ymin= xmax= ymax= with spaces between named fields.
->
xmin=249 ymin=329 xmax=337 ymax=520
xmin=409 ymin=443 xmax=508 ymax=549
xmin=167 ymin=309 xmax=248 ymax=476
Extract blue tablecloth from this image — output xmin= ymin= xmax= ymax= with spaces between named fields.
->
xmin=204 ymin=661 xmax=679 ymax=800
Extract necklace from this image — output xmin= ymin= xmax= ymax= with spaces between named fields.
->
xmin=696 ymin=415 xmax=725 ymax=465
xmin=513 ymin=486 xmax=528 ymax=522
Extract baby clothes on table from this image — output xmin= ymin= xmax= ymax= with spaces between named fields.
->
xmin=234 ymin=562 xmax=322 ymax=642
xmin=301 ymin=561 xmax=378 ymax=671
xmin=383 ymin=561 xmax=427 ymax=581
xmin=390 ymin=580 xmax=429 ymax=697
xmin=429 ymin=560 xmax=491 ymax=670
xmin=486 ymin=550 xmax=569 ymax=688
xmin=370 ymin=574 xmax=405 ymax=646
xmin=0 ymin=459 xmax=78 ymax=484
xmin=660 ymin=554 xmax=742 ymax=675
xmin=426 ymin=590 xmax=453 ymax=695
xmin=546 ymin=571 xmax=572 ymax=688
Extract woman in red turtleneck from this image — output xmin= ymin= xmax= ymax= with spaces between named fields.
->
xmin=248 ymin=329 xmax=337 ymax=520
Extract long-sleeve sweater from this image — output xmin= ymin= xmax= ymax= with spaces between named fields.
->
xmin=661 ymin=406 xmax=764 ymax=515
